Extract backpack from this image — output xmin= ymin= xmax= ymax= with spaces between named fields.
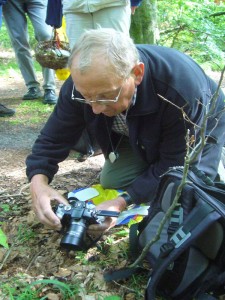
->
xmin=104 ymin=166 xmax=225 ymax=300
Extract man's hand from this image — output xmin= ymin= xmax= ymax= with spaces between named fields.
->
xmin=30 ymin=174 xmax=68 ymax=229
xmin=87 ymin=196 xmax=127 ymax=237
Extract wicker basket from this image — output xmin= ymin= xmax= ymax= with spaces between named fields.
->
xmin=35 ymin=40 xmax=71 ymax=70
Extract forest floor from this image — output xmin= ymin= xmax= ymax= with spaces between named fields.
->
xmin=0 ymin=63 xmax=147 ymax=299
xmin=0 ymin=55 xmax=225 ymax=299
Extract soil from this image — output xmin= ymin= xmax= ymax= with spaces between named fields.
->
xmin=0 ymin=62 xmax=225 ymax=299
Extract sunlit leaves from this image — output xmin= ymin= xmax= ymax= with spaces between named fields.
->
xmin=0 ymin=228 xmax=9 ymax=249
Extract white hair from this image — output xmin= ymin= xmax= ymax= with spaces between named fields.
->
xmin=68 ymin=28 xmax=140 ymax=79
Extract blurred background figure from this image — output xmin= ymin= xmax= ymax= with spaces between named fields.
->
xmin=0 ymin=0 xmax=15 ymax=117
xmin=3 ymin=0 xmax=58 ymax=105
xmin=62 ymin=0 xmax=142 ymax=48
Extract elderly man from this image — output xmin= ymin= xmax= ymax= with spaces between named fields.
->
xmin=26 ymin=28 xmax=225 ymax=233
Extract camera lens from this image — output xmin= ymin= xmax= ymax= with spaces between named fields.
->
xmin=60 ymin=220 xmax=87 ymax=251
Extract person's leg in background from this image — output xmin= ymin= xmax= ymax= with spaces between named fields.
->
xmin=93 ymin=4 xmax=131 ymax=35
xmin=0 ymin=4 xmax=15 ymax=117
xmin=27 ymin=0 xmax=57 ymax=104
xmin=3 ymin=0 xmax=42 ymax=100
xmin=197 ymin=91 xmax=225 ymax=182
xmin=64 ymin=12 xmax=93 ymax=48
xmin=3 ymin=0 xmax=57 ymax=104
xmin=64 ymin=3 xmax=131 ymax=48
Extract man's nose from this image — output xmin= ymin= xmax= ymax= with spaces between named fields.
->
xmin=91 ymin=103 xmax=106 ymax=114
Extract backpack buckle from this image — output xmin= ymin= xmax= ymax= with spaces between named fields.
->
xmin=159 ymin=242 xmax=174 ymax=258
xmin=170 ymin=226 xmax=191 ymax=248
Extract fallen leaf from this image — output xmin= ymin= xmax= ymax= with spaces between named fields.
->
xmin=45 ymin=293 xmax=60 ymax=300
xmin=53 ymin=267 xmax=71 ymax=277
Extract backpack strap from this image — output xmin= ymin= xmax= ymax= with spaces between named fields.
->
xmin=168 ymin=167 xmax=225 ymax=204
xmin=103 ymin=266 xmax=144 ymax=282
xmin=146 ymin=206 xmax=221 ymax=299
xmin=166 ymin=200 xmax=215 ymax=252
xmin=129 ymin=222 xmax=141 ymax=259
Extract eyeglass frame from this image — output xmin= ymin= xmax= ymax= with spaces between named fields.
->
xmin=71 ymin=78 xmax=126 ymax=105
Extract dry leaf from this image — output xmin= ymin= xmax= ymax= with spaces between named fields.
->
xmin=45 ymin=293 xmax=60 ymax=300
xmin=53 ymin=267 xmax=71 ymax=277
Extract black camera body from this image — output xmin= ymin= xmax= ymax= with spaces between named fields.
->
xmin=55 ymin=198 xmax=119 ymax=251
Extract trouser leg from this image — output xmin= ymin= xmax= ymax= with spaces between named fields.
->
xmin=26 ymin=0 xmax=55 ymax=90
xmin=64 ymin=4 xmax=131 ymax=49
xmin=64 ymin=12 xmax=93 ymax=48
xmin=3 ymin=0 xmax=39 ymax=89
xmin=198 ymin=93 xmax=225 ymax=180
xmin=93 ymin=4 xmax=131 ymax=35
xmin=100 ymin=137 xmax=149 ymax=190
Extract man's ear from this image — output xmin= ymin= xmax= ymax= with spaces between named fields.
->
xmin=132 ymin=62 xmax=145 ymax=85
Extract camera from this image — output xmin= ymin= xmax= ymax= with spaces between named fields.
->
xmin=55 ymin=197 xmax=119 ymax=251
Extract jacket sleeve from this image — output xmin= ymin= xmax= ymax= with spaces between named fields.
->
xmin=130 ymin=0 xmax=142 ymax=6
xmin=26 ymin=77 xmax=86 ymax=182
xmin=45 ymin=0 xmax=62 ymax=29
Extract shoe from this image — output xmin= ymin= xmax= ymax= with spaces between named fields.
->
xmin=0 ymin=103 xmax=15 ymax=117
xmin=23 ymin=87 xmax=43 ymax=100
xmin=43 ymin=89 xmax=58 ymax=105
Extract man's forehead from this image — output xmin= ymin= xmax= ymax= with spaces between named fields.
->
xmin=71 ymin=57 xmax=120 ymax=86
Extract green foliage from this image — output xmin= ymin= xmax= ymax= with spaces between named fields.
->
xmin=0 ymin=276 xmax=80 ymax=299
xmin=103 ymin=296 xmax=121 ymax=300
xmin=131 ymin=0 xmax=158 ymax=44
xmin=130 ymin=0 xmax=225 ymax=70
xmin=0 ymin=203 xmax=10 ymax=212
xmin=0 ymin=57 xmax=41 ymax=76
xmin=16 ymin=224 xmax=36 ymax=243
xmin=158 ymin=0 xmax=225 ymax=69
xmin=6 ymin=100 xmax=54 ymax=125
xmin=0 ymin=227 xmax=9 ymax=249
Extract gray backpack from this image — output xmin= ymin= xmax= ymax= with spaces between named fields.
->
xmin=104 ymin=167 xmax=225 ymax=300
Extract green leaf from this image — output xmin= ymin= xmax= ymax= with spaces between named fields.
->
xmin=104 ymin=297 xmax=121 ymax=300
xmin=0 ymin=228 xmax=9 ymax=249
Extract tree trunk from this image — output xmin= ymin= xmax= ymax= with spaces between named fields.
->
xmin=130 ymin=0 xmax=159 ymax=44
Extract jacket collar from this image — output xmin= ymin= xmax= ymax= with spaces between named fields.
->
xmin=128 ymin=69 xmax=159 ymax=117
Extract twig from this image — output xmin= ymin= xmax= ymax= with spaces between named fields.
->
xmin=112 ymin=279 xmax=143 ymax=296
xmin=130 ymin=130 xmax=191 ymax=268
xmin=0 ymin=243 xmax=14 ymax=271
xmin=129 ymin=65 xmax=225 ymax=268
xmin=26 ymin=249 xmax=46 ymax=272
xmin=157 ymin=94 xmax=201 ymax=128
xmin=0 ymin=183 xmax=30 ymax=199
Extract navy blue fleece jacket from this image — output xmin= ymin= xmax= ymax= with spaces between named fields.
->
xmin=26 ymin=45 xmax=225 ymax=204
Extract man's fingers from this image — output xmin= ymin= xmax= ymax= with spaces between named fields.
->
xmin=33 ymin=200 xmax=62 ymax=229
xmin=88 ymin=217 xmax=117 ymax=233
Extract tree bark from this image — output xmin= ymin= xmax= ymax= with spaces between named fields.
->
xmin=130 ymin=0 xmax=159 ymax=44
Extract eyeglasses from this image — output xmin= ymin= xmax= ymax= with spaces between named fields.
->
xmin=71 ymin=79 xmax=125 ymax=105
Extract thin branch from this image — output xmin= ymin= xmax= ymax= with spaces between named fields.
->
xmin=129 ymin=66 xmax=225 ymax=269
xmin=113 ymin=279 xmax=144 ymax=297
xmin=0 ymin=183 xmax=30 ymax=199
xmin=130 ymin=130 xmax=191 ymax=268
xmin=157 ymin=94 xmax=201 ymax=128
